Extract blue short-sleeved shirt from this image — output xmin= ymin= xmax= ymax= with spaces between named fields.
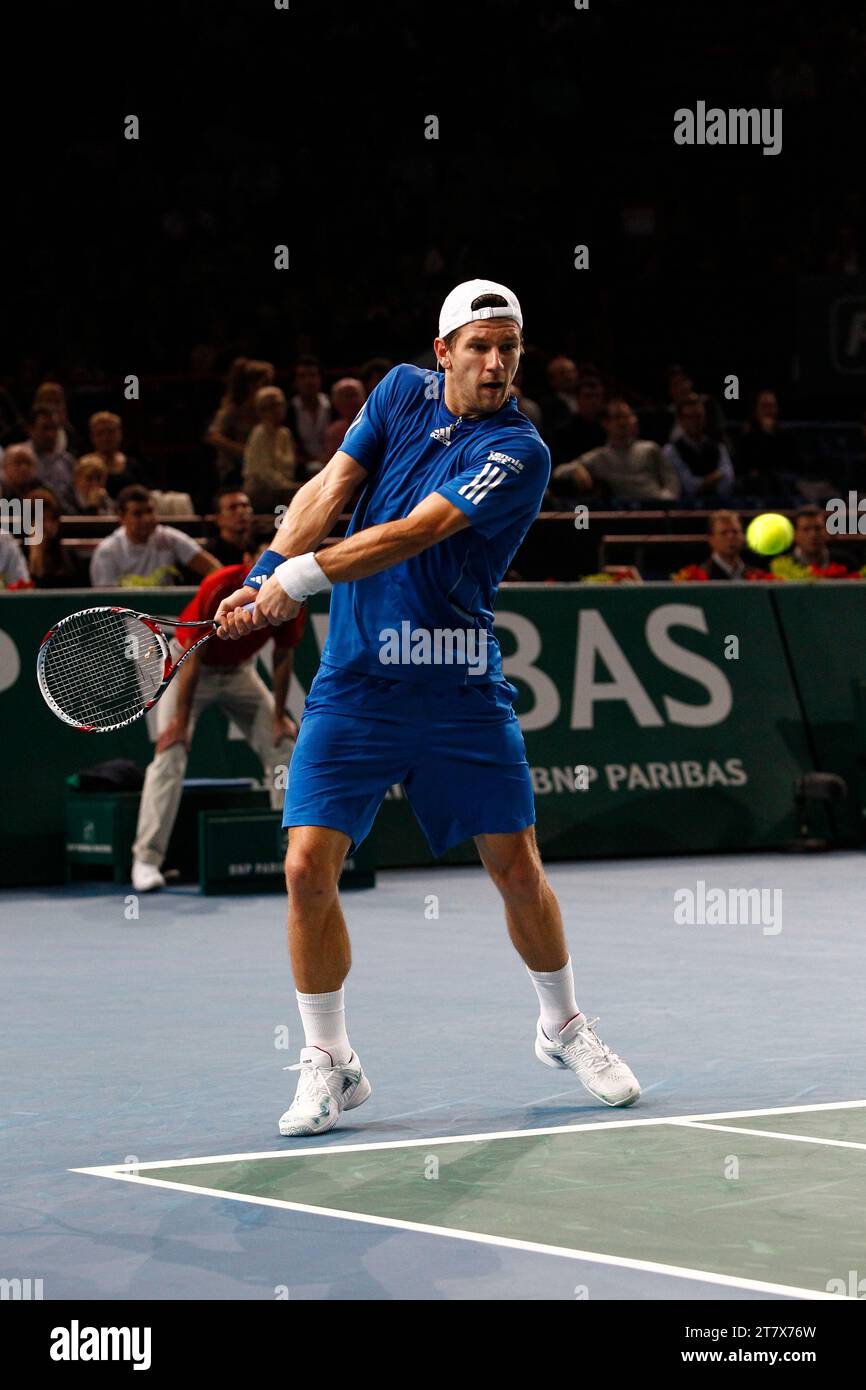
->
xmin=321 ymin=363 xmax=550 ymax=685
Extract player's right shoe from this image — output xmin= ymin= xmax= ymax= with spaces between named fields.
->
xmin=131 ymin=861 xmax=166 ymax=892
xmin=279 ymin=1046 xmax=372 ymax=1137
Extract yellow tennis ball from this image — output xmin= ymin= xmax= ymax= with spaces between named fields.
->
xmin=745 ymin=513 xmax=794 ymax=556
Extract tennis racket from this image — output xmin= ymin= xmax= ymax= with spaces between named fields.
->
xmin=36 ymin=603 xmax=254 ymax=732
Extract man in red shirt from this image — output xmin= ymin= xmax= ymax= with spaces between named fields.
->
xmin=130 ymin=540 xmax=305 ymax=892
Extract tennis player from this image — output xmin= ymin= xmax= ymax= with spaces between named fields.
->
xmin=217 ymin=280 xmax=640 ymax=1134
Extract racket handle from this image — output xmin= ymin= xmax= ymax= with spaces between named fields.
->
xmin=213 ymin=600 xmax=257 ymax=633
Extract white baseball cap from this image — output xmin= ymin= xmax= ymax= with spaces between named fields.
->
xmin=438 ymin=279 xmax=523 ymax=338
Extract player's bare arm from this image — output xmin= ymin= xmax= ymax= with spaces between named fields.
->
xmin=214 ymin=450 xmax=367 ymax=635
xmin=221 ymin=491 xmax=470 ymax=634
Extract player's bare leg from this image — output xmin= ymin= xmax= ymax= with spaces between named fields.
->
xmin=278 ymin=825 xmax=371 ymax=1136
xmin=476 ymin=826 xmax=640 ymax=1107
xmin=285 ymin=825 xmax=353 ymax=991
xmin=474 ymin=825 xmax=568 ymax=971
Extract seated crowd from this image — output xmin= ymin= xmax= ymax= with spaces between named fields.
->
xmin=0 ymin=354 xmax=862 ymax=589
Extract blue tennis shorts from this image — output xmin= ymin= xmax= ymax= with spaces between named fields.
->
xmin=283 ymin=663 xmax=535 ymax=857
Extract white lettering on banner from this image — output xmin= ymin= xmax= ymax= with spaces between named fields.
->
xmin=571 ymin=609 xmax=663 ymax=729
xmin=645 ymin=604 xmax=733 ymax=726
xmin=530 ymin=760 xmax=747 ymax=795
xmin=256 ymin=601 xmax=733 ymax=735
xmin=559 ymin=606 xmax=733 ymax=732
xmin=495 ymin=611 xmax=561 ymax=730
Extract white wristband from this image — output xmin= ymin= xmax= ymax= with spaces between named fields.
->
xmin=273 ymin=551 xmax=332 ymax=602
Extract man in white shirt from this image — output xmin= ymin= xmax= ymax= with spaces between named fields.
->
xmin=289 ymin=357 xmax=332 ymax=473
xmin=553 ymin=399 xmax=681 ymax=503
xmin=90 ymin=485 xmax=220 ymax=587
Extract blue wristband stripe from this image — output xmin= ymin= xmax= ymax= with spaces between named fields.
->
xmin=243 ymin=548 xmax=284 ymax=590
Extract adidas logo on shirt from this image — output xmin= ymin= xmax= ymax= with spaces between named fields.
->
xmin=430 ymin=425 xmax=458 ymax=446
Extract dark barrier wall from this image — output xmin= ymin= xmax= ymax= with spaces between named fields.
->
xmin=2 ymin=583 xmax=863 ymax=886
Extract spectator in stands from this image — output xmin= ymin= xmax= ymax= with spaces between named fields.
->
xmin=666 ymin=364 xmax=727 ymax=443
xmin=552 ymin=399 xmax=681 ymax=505
xmin=700 ymin=510 xmax=764 ymax=580
xmin=28 ymin=406 xmax=75 ymax=510
xmin=70 ymin=457 xmax=114 ymax=515
xmin=0 ymin=385 xmax=26 ymax=446
xmin=734 ymin=390 xmax=800 ymax=505
xmin=323 ymin=377 xmax=365 ymax=458
xmin=22 ymin=489 xmax=79 ymax=587
xmin=33 ymin=381 xmax=82 ymax=456
xmin=359 ymin=357 xmax=394 ymax=396
xmin=206 ymin=487 xmax=256 ymax=566
xmin=664 ymin=394 xmax=735 ymax=504
xmin=205 ymin=357 xmax=275 ymax=488
xmin=288 ymin=356 xmax=332 ymax=474
xmin=551 ymin=374 xmax=607 ymax=464
xmin=243 ymin=387 xmax=298 ymax=512
xmin=509 ymin=363 xmax=542 ymax=428
xmin=0 ymin=444 xmax=39 ymax=503
xmin=85 ymin=411 xmax=143 ymax=501
xmin=0 ymin=530 xmax=29 ymax=587
xmin=790 ymin=504 xmax=858 ymax=573
xmin=129 ymin=535 xmax=304 ymax=892
xmin=90 ymin=485 xmax=220 ymax=587
xmin=539 ymin=355 xmax=581 ymax=439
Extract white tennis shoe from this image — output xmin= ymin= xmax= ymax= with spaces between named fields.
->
xmin=279 ymin=1046 xmax=372 ymax=1137
xmin=535 ymin=1014 xmax=640 ymax=1107
xmin=131 ymin=861 xmax=166 ymax=892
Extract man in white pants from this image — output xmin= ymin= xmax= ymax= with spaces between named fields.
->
xmin=131 ymin=542 xmax=304 ymax=891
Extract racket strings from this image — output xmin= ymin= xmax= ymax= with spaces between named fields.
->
xmin=40 ymin=610 xmax=166 ymax=730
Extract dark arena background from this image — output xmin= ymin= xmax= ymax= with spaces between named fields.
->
xmin=3 ymin=0 xmax=866 ymax=1351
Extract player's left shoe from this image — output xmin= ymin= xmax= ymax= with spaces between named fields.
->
xmin=535 ymin=1014 xmax=640 ymax=1107
xmin=278 ymin=1046 xmax=371 ymax=1137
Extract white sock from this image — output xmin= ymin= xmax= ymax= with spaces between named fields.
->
xmin=526 ymin=957 xmax=581 ymax=1040
xmin=295 ymin=987 xmax=352 ymax=1066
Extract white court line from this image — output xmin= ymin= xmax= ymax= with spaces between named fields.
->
xmin=72 ymin=1097 xmax=866 ymax=1174
xmin=671 ymin=1120 xmax=866 ymax=1152
xmin=70 ymin=1170 xmax=851 ymax=1300
xmin=69 ymin=1099 xmax=866 ymax=1300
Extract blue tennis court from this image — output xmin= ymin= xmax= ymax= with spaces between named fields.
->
xmin=3 ymin=851 xmax=864 ymax=1300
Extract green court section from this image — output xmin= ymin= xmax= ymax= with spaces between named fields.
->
xmin=717 ymin=1106 xmax=866 ymax=1142
xmin=142 ymin=1115 xmax=866 ymax=1293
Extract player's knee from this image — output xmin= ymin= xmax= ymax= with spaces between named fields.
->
xmin=486 ymin=845 xmax=545 ymax=903
xmin=284 ymin=849 xmax=338 ymax=903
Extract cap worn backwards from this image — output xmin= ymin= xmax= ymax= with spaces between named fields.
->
xmin=438 ymin=279 xmax=523 ymax=338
